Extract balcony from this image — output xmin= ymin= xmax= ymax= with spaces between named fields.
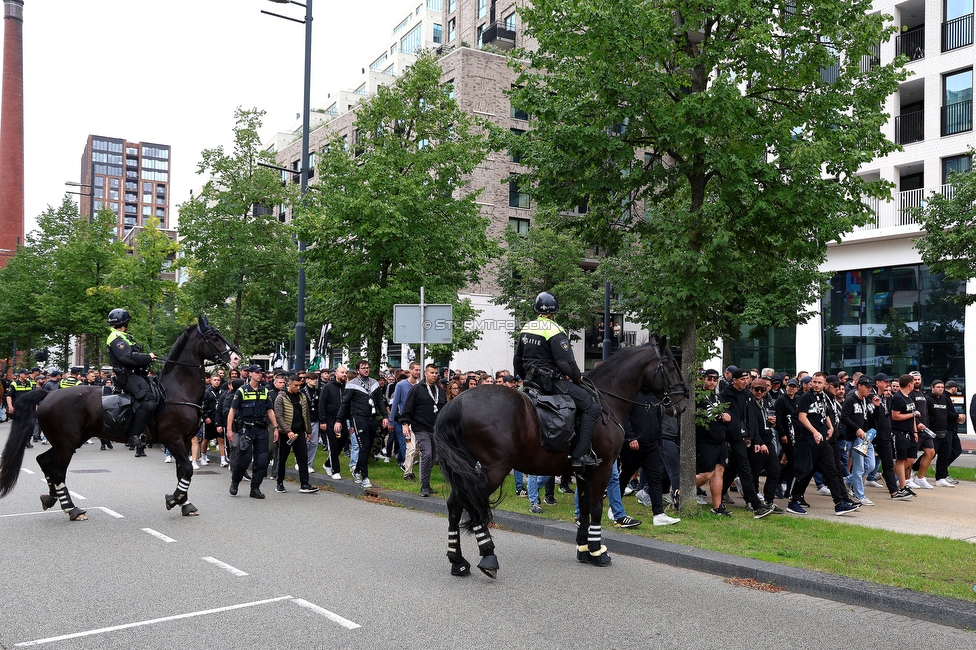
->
xmin=855 ymin=184 xmax=955 ymax=232
xmin=894 ymin=109 xmax=924 ymax=144
xmin=482 ymin=21 xmax=516 ymax=50
xmin=942 ymin=13 xmax=973 ymax=52
xmin=895 ymin=25 xmax=925 ymax=61
xmin=941 ymin=100 xmax=973 ymax=136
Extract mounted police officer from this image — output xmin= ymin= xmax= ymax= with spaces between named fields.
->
xmin=106 ymin=308 xmax=157 ymax=456
xmin=514 ymin=292 xmax=602 ymax=469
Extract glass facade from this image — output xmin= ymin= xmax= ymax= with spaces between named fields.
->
xmin=822 ymin=264 xmax=965 ymax=382
xmin=728 ymin=325 xmax=797 ymax=373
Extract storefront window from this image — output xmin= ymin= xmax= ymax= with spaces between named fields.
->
xmin=728 ymin=325 xmax=796 ymax=373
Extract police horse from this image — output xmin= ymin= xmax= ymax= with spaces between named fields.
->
xmin=0 ymin=316 xmax=238 ymax=519
xmin=434 ymin=336 xmax=687 ymax=578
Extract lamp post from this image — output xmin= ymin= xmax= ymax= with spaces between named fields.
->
xmin=263 ymin=0 xmax=312 ymax=371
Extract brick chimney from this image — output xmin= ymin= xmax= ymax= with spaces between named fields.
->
xmin=0 ymin=0 xmax=25 ymax=267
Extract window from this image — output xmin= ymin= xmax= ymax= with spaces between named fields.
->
xmin=370 ymin=53 xmax=387 ymax=71
xmin=94 ymin=177 xmax=104 ymax=187
xmin=477 ymin=24 xmax=484 ymax=47
xmin=943 ymin=0 xmax=974 ymax=51
xmin=142 ymin=206 xmax=152 ymax=216
xmin=92 ymin=152 xmax=108 ymax=163
xmin=448 ymin=0 xmax=455 ymax=12
xmin=504 ymin=12 xmax=516 ymax=31
xmin=109 ymin=189 xmax=118 ymax=200
xmin=126 ymin=181 xmax=137 ymax=191
xmin=92 ymin=140 xmax=107 ymax=151
xmin=125 ymin=204 xmax=136 ymax=214
xmin=94 ymin=188 xmax=104 ymax=199
xmin=426 ymin=0 xmax=442 ymax=9
xmin=444 ymin=79 xmax=455 ymax=100
xmin=509 ymin=178 xmax=530 ymax=208
xmin=126 ymin=147 xmax=137 ymax=155
xmin=510 ymin=87 xmax=529 ymax=120
xmin=943 ymin=154 xmax=972 ymax=183
xmin=126 ymin=192 xmax=137 ymax=202
xmin=942 ymin=68 xmax=973 ymax=136
xmin=394 ymin=15 xmax=411 ymax=34
xmin=110 ymin=178 xmax=119 ymax=189
xmin=141 ymin=145 xmax=168 ymax=159
xmin=477 ymin=0 xmax=486 ymax=18
xmin=400 ymin=23 xmax=422 ymax=55
xmin=509 ymin=128 xmax=525 ymax=163
xmin=433 ymin=23 xmax=442 ymax=44
xmin=508 ymin=217 xmax=530 ymax=234
xmin=156 ymin=208 xmax=165 ymax=218
xmin=448 ymin=18 xmax=456 ymax=42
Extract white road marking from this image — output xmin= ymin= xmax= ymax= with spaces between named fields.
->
xmin=94 ymin=506 xmax=124 ymax=519
xmin=141 ymin=528 xmax=176 ymax=543
xmin=68 ymin=491 xmax=86 ymax=501
xmin=202 ymin=556 xmax=247 ymax=576
xmin=0 ymin=511 xmax=61 ymax=519
xmin=13 ymin=595 xmax=294 ymax=647
xmin=20 ymin=467 xmax=35 ymax=475
xmin=291 ymin=598 xmax=361 ymax=629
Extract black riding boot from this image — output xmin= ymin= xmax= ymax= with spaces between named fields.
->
xmin=570 ymin=406 xmax=602 ymax=469
xmin=128 ymin=399 xmax=155 ymax=454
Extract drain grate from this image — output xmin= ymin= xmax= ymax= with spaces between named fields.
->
xmin=194 ymin=470 xmax=221 ymax=475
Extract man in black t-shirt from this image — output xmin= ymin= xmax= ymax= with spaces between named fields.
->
xmin=926 ymin=380 xmax=961 ymax=487
xmin=792 ymin=372 xmax=859 ymax=516
xmin=890 ymin=374 xmax=918 ymax=494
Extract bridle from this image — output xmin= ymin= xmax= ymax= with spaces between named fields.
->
xmin=155 ymin=325 xmax=240 ymax=413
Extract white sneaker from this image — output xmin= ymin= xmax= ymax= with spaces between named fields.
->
xmin=859 ymin=497 xmax=875 ymax=506
xmin=865 ymin=480 xmax=884 ymax=489
xmin=906 ymin=479 xmax=920 ymax=489
xmin=635 ymin=489 xmax=653 ymax=508
xmin=191 ymin=460 xmax=200 ymax=470
xmin=623 ymin=485 xmax=635 ymax=496
xmin=935 ymin=478 xmax=955 ymax=488
xmin=696 ymin=494 xmax=708 ymax=505
xmin=817 ymin=485 xmax=831 ymax=496
xmin=653 ymin=513 xmax=681 ymax=526
xmin=307 ymin=466 xmax=315 ymax=474
xmin=361 ymin=478 xmax=372 ymax=488
xmin=383 ymin=456 xmax=390 ymax=463
xmin=915 ymin=477 xmax=934 ymax=489
xmin=200 ymin=456 xmax=209 ymax=466
xmin=295 ymin=463 xmax=300 ymax=472
xmin=164 ymin=455 xmax=173 ymax=463
xmin=220 ymin=457 xmax=229 ymax=467
xmin=354 ymin=472 xmax=362 ymax=484
xmin=330 ymin=473 xmax=342 ymax=480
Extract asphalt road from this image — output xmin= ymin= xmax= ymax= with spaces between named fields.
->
xmin=0 ymin=423 xmax=973 ymax=649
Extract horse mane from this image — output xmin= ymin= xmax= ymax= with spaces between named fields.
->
xmin=584 ymin=340 xmax=657 ymax=382
xmin=161 ymin=325 xmax=195 ymax=376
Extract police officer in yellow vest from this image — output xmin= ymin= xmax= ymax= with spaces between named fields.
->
xmin=106 ymin=308 xmax=157 ymax=455
xmin=514 ymin=292 xmax=603 ymax=469
xmin=6 ymin=368 xmax=36 ymax=446
xmin=59 ymin=367 xmax=84 ymax=389
xmin=226 ymin=364 xmax=279 ymax=499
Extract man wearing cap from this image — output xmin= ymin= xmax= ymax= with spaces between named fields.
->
xmin=775 ymin=378 xmax=801 ymax=504
xmin=43 ymin=370 xmax=62 ymax=392
xmin=792 ymin=372 xmax=859 ymax=515
xmin=926 ymin=380 xmax=961 ymax=487
xmin=868 ymin=374 xmax=911 ymax=499
xmin=60 ymin=367 xmax=84 ymax=389
xmin=719 ymin=368 xmax=775 ymax=519
xmin=5 ymin=368 xmax=36 ymax=447
xmin=696 ymin=370 xmax=730 ymax=515
xmin=747 ymin=378 xmax=781 ymax=511
xmin=718 ymin=365 xmax=737 ymax=393
xmin=890 ymin=374 xmax=920 ymax=493
xmin=768 ymin=374 xmax=784 ymax=401
xmin=227 ymin=365 xmax=279 ymax=499
xmin=823 ymin=376 xmax=851 ymax=491
xmin=841 ymin=375 xmax=877 ymax=505
xmin=799 ymin=375 xmax=813 ymax=393
xmin=907 ymin=371 xmax=933 ymax=489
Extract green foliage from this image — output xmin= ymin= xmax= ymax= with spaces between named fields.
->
xmin=493 ymin=209 xmax=604 ymax=340
xmin=177 ymin=107 xmax=299 ymax=355
xmin=293 ymin=55 xmax=497 ymax=370
xmin=916 ymin=158 xmax=976 ymax=306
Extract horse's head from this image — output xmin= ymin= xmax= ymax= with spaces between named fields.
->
xmin=196 ymin=314 xmax=240 ymax=364
xmin=643 ymin=334 xmax=690 ymax=413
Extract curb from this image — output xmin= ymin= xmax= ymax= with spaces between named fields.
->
xmin=271 ymin=459 xmax=976 ymax=631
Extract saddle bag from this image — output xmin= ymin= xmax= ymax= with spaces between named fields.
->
xmin=524 ymin=387 xmax=577 ymax=452
xmin=101 ymin=393 xmax=133 ymax=438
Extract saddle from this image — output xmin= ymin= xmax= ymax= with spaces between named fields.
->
xmin=100 ymin=378 xmax=168 ymax=440
xmin=523 ymin=385 xmax=577 ymax=452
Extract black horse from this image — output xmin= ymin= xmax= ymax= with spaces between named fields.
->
xmin=434 ymin=336 xmax=687 ymax=578
xmin=0 ymin=315 xmax=238 ymax=519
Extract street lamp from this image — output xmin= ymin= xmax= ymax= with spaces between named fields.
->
xmin=262 ymin=0 xmax=312 ymax=371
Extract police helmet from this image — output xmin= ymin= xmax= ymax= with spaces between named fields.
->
xmin=534 ymin=292 xmax=558 ymax=315
xmin=108 ymin=308 xmax=131 ymax=327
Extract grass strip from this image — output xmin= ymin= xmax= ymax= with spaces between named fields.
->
xmin=311 ymin=448 xmax=976 ymax=601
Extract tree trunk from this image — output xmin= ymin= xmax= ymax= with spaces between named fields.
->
xmin=233 ymin=285 xmax=243 ymax=349
xmin=369 ymin=317 xmax=385 ymax=375
xmin=678 ymin=320 xmax=698 ymax=513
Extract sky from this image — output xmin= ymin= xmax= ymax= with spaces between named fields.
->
xmin=7 ymin=0 xmax=409 ymax=235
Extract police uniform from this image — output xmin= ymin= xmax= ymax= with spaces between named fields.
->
xmin=513 ymin=293 xmax=601 ymax=468
xmin=106 ymin=310 xmax=157 ymax=453
xmin=7 ymin=372 xmax=36 ymax=447
xmin=229 ymin=378 xmax=274 ymax=497
xmin=59 ymin=368 xmax=83 ymax=389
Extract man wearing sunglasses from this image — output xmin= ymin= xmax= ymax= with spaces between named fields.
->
xmin=720 ymin=368 xmax=775 ymax=519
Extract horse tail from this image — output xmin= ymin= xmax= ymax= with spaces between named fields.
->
xmin=0 ymin=390 xmax=48 ymax=498
xmin=434 ymin=396 xmax=495 ymax=533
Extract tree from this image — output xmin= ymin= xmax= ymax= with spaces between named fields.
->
xmin=510 ymin=0 xmax=906 ymax=509
xmin=493 ymin=209 xmax=605 ymax=339
xmin=294 ymin=55 xmax=497 ymax=371
xmin=178 ymin=108 xmax=298 ymax=354
xmin=915 ymin=157 xmax=976 ymax=306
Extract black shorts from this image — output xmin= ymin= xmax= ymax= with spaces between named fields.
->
xmin=917 ymin=434 xmax=934 ymax=451
xmin=204 ymin=422 xmax=220 ymax=441
xmin=696 ymin=441 xmax=728 ymax=474
xmin=894 ymin=431 xmax=913 ymax=460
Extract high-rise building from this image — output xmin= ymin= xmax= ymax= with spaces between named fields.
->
xmin=0 ymin=0 xmax=25 ymax=268
xmin=79 ymin=135 xmax=172 ymax=242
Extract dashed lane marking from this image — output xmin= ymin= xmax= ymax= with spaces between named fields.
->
xmin=20 ymin=468 xmax=35 ymax=474
xmin=292 ymin=598 xmax=361 ymax=629
xmin=141 ymin=528 xmax=176 ymax=543
xmin=202 ymin=556 xmax=247 ymax=576
xmin=68 ymin=491 xmax=86 ymax=501
xmin=13 ymin=595 xmax=295 ymax=647
xmin=0 ymin=510 xmax=61 ymax=519
xmin=94 ymin=506 xmax=124 ymax=518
